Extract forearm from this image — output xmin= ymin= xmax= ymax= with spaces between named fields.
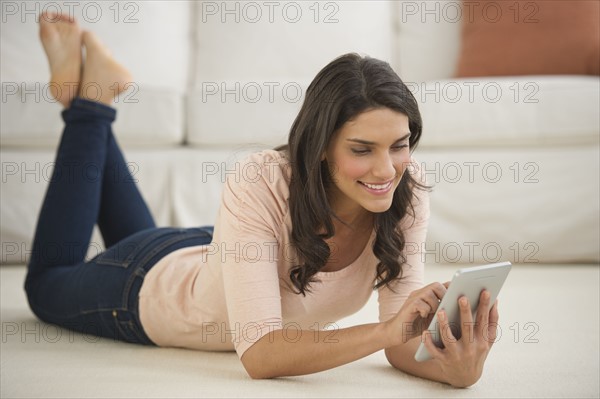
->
xmin=385 ymin=337 xmax=449 ymax=385
xmin=241 ymin=322 xmax=389 ymax=379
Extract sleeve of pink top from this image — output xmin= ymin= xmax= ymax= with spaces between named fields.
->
xmin=377 ymin=159 xmax=431 ymax=323
xmin=216 ymin=152 xmax=285 ymax=359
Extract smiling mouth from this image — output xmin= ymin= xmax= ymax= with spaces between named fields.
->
xmin=358 ymin=180 xmax=393 ymax=190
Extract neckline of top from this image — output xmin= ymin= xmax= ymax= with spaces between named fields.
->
xmin=316 ymin=228 xmax=376 ymax=279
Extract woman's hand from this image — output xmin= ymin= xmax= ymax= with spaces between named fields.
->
xmin=384 ymin=281 xmax=449 ymax=346
xmin=423 ymin=290 xmax=500 ymax=388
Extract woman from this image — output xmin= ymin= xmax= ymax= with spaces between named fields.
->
xmin=25 ymin=13 xmax=499 ymax=387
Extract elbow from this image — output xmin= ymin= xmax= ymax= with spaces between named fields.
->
xmin=385 ymin=346 xmax=408 ymax=371
xmin=385 ymin=355 xmax=400 ymax=371
xmin=243 ymin=362 xmax=274 ymax=380
xmin=240 ymin=346 xmax=277 ymax=380
xmin=385 ymin=356 xmax=399 ymax=371
xmin=244 ymin=365 xmax=279 ymax=380
xmin=244 ymin=365 xmax=264 ymax=380
xmin=247 ymin=370 xmax=274 ymax=380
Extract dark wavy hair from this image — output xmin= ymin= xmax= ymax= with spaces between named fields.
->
xmin=274 ymin=53 xmax=429 ymax=296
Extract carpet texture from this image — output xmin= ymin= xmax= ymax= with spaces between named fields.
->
xmin=1 ymin=263 xmax=599 ymax=398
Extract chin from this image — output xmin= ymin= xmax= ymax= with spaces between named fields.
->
xmin=363 ymin=201 xmax=393 ymax=214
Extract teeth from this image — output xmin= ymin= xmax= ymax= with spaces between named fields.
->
xmin=361 ymin=181 xmax=391 ymax=190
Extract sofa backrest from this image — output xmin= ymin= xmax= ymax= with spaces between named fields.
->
xmin=186 ymin=0 xmax=394 ymax=147
xmin=1 ymin=1 xmax=465 ymax=149
xmin=1 ymin=0 xmax=192 ymax=147
xmin=393 ymin=0 xmax=462 ymax=83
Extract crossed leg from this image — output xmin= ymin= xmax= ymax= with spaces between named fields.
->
xmin=25 ymin=14 xmax=156 ymax=339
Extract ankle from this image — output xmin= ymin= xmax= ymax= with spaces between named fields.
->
xmin=77 ymin=83 xmax=117 ymax=106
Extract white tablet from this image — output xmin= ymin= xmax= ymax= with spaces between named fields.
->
xmin=414 ymin=261 xmax=512 ymax=362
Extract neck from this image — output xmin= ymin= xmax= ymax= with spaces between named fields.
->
xmin=315 ymin=210 xmax=373 ymax=237
xmin=332 ymin=210 xmax=373 ymax=232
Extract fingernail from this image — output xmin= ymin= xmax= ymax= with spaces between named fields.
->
xmin=460 ymin=297 xmax=468 ymax=307
xmin=438 ymin=311 xmax=445 ymax=320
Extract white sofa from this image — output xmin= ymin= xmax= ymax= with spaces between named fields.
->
xmin=1 ymin=1 xmax=598 ymax=266
xmin=1 ymin=1 xmax=599 ymax=397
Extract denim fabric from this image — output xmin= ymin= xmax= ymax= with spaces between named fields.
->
xmin=24 ymin=98 xmax=213 ymax=345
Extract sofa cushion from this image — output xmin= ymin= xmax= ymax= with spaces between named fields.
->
xmin=0 ymin=148 xmax=175 ymax=265
xmin=187 ymin=80 xmax=306 ymax=147
xmin=414 ymin=76 xmax=600 ymax=148
xmin=416 ymin=146 xmax=600 ymax=264
xmin=455 ymin=0 xmax=600 ymax=77
xmin=0 ymin=145 xmax=260 ymax=265
xmin=0 ymin=88 xmax=184 ymax=148
xmin=169 ymin=146 xmax=265 ymax=226
xmin=187 ymin=0 xmax=393 ymax=146
xmin=0 ymin=0 xmax=191 ymax=148
xmin=393 ymin=0 xmax=462 ymax=83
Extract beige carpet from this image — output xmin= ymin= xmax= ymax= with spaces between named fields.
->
xmin=1 ymin=263 xmax=599 ymax=398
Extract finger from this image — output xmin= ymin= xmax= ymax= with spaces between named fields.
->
xmin=490 ymin=299 xmax=499 ymax=323
xmin=487 ymin=300 xmax=500 ymax=346
xmin=422 ymin=331 xmax=445 ymax=361
xmin=430 ymin=282 xmax=447 ymax=300
xmin=475 ymin=290 xmax=491 ymax=338
xmin=413 ymin=298 xmax=433 ymax=319
xmin=443 ymin=281 xmax=451 ymax=288
xmin=458 ymin=296 xmax=475 ymax=345
xmin=437 ymin=309 xmax=458 ymax=351
xmin=414 ymin=283 xmax=446 ymax=317
xmin=422 ymin=290 xmax=443 ymax=316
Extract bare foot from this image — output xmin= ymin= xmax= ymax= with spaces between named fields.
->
xmin=39 ymin=12 xmax=82 ymax=108
xmin=80 ymin=31 xmax=132 ymax=106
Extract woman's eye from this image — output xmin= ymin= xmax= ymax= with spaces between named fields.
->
xmin=351 ymin=145 xmax=408 ymax=155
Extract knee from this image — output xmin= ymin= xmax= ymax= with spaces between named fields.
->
xmin=23 ymin=272 xmax=42 ymax=315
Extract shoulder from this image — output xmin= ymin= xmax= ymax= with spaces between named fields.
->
xmin=235 ymin=149 xmax=292 ymax=186
xmin=221 ymin=149 xmax=292 ymax=225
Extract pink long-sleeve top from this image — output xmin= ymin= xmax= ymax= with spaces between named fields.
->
xmin=138 ymin=149 xmax=429 ymax=358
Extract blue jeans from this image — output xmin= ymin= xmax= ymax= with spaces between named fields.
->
xmin=24 ymin=98 xmax=213 ymax=345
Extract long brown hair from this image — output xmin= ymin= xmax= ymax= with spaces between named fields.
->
xmin=275 ymin=53 xmax=429 ymax=296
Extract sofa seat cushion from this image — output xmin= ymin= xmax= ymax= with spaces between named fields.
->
xmin=0 ymin=146 xmax=259 ymax=264
xmin=416 ymin=146 xmax=600 ymax=264
xmin=2 ymin=144 xmax=598 ymax=265
xmin=415 ymin=76 xmax=600 ymax=148
xmin=0 ymin=148 xmax=175 ymax=264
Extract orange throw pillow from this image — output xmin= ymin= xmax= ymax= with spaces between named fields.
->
xmin=455 ymin=0 xmax=600 ymax=77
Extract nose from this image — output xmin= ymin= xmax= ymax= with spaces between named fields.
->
xmin=372 ymin=152 xmax=397 ymax=181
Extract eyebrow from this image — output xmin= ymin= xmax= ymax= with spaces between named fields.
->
xmin=346 ymin=133 xmax=411 ymax=145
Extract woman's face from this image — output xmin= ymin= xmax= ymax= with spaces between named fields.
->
xmin=323 ymin=107 xmax=412 ymax=220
